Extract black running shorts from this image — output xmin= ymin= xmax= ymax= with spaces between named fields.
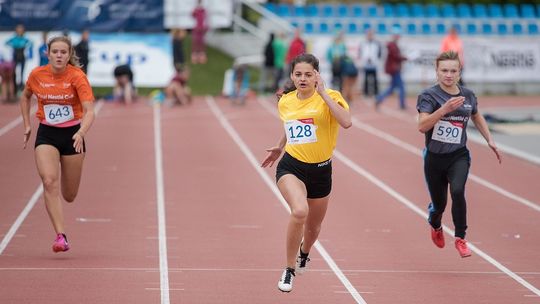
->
xmin=276 ymin=152 xmax=332 ymax=199
xmin=35 ymin=123 xmax=85 ymax=155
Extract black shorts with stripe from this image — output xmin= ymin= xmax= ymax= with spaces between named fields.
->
xmin=35 ymin=123 xmax=85 ymax=155
xmin=276 ymin=152 xmax=332 ymax=199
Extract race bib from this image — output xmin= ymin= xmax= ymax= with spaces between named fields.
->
xmin=44 ymin=104 xmax=74 ymax=125
xmin=432 ymin=120 xmax=463 ymax=144
xmin=285 ymin=118 xmax=317 ymax=145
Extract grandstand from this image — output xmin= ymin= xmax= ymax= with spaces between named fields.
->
xmin=263 ymin=2 xmax=540 ymax=36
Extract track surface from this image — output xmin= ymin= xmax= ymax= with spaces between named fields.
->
xmin=1 ymin=95 xmax=539 ymax=304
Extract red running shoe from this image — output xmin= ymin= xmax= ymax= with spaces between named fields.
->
xmin=52 ymin=233 xmax=70 ymax=253
xmin=455 ymin=238 xmax=472 ymax=258
xmin=431 ymin=227 xmax=445 ymax=248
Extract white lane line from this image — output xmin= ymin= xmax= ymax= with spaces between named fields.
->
xmin=206 ymin=96 xmax=367 ymax=304
xmin=0 ymin=101 xmax=105 ymax=255
xmin=0 ymin=105 xmax=37 ymax=138
xmin=256 ymin=97 xmax=540 ymax=296
xmin=350 ymin=116 xmax=540 ymax=212
xmin=152 ymin=103 xmax=170 ymax=304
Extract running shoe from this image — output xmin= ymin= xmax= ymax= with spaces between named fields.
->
xmin=52 ymin=233 xmax=70 ymax=253
xmin=455 ymin=238 xmax=472 ymax=258
xmin=295 ymin=244 xmax=310 ymax=275
xmin=277 ymin=267 xmax=295 ymax=293
xmin=431 ymin=227 xmax=445 ymax=248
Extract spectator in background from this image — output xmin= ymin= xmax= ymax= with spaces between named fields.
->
xmin=285 ymin=28 xmax=306 ymax=70
xmin=113 ymin=64 xmax=136 ymax=104
xmin=75 ymin=29 xmax=90 ymax=74
xmin=259 ymin=33 xmax=275 ymax=94
xmin=0 ymin=50 xmax=15 ymax=103
xmin=230 ymin=64 xmax=250 ymax=106
xmin=340 ymin=55 xmax=359 ymax=104
xmin=165 ymin=65 xmax=191 ymax=106
xmin=326 ymin=31 xmax=347 ymax=90
xmin=5 ymin=24 xmax=32 ymax=93
xmin=38 ymin=32 xmax=49 ymax=66
xmin=172 ymin=29 xmax=187 ymax=69
xmin=272 ymin=32 xmax=287 ymax=92
xmin=375 ymin=26 xmax=407 ymax=110
xmin=359 ymin=28 xmax=382 ymax=97
xmin=191 ymin=0 xmax=208 ymax=64
xmin=440 ymin=26 xmax=465 ymax=86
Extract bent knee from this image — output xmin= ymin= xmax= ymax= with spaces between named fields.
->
xmin=62 ymin=191 xmax=78 ymax=203
xmin=41 ymin=176 xmax=59 ymax=191
xmin=290 ymin=207 xmax=309 ymax=222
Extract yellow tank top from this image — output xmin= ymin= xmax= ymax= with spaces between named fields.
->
xmin=279 ymin=89 xmax=349 ymax=163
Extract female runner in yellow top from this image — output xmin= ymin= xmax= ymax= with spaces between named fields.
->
xmin=261 ymin=53 xmax=351 ymax=292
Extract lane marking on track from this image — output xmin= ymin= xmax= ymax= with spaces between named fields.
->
xmin=1 ymin=267 xmax=539 ymax=275
xmin=0 ymin=100 xmax=104 ymax=256
xmin=0 ymin=105 xmax=37 ymax=138
xmin=206 ymin=96 xmax=367 ymax=304
xmin=256 ymin=98 xmax=540 ymax=296
xmin=152 ymin=103 xmax=170 ymax=304
xmin=380 ymin=105 xmax=540 ymax=166
xmin=349 ymin=116 xmax=540 ymax=212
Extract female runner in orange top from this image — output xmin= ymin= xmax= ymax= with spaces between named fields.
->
xmin=20 ymin=36 xmax=95 ymax=253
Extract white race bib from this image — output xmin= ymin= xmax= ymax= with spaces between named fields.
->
xmin=44 ymin=104 xmax=74 ymax=125
xmin=285 ymin=118 xmax=317 ymax=145
xmin=432 ymin=120 xmax=463 ymax=144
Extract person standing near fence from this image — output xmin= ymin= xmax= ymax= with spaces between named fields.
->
xmin=417 ymin=51 xmax=501 ymax=258
xmin=191 ymin=0 xmax=208 ymax=64
xmin=5 ymin=24 xmax=32 ymax=93
xmin=75 ymin=29 xmax=90 ymax=74
xmin=359 ymin=28 xmax=382 ymax=98
xmin=20 ymin=36 xmax=95 ymax=253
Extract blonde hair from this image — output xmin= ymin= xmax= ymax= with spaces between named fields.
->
xmin=435 ymin=51 xmax=461 ymax=69
xmin=47 ymin=36 xmax=81 ymax=67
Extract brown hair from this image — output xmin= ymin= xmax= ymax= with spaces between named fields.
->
xmin=47 ymin=36 xmax=81 ymax=67
xmin=435 ymin=50 xmax=461 ymax=69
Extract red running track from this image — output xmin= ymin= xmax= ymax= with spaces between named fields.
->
xmin=0 ymin=95 xmax=539 ymax=304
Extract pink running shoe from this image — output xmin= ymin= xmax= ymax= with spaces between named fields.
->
xmin=431 ymin=227 xmax=445 ymax=248
xmin=52 ymin=233 xmax=70 ymax=253
xmin=455 ymin=238 xmax=472 ymax=258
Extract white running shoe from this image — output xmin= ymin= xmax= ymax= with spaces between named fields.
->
xmin=277 ymin=267 xmax=295 ymax=292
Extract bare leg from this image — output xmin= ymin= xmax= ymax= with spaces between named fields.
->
xmin=60 ymin=153 xmax=85 ymax=203
xmin=301 ymin=196 xmax=330 ymax=254
xmin=277 ymin=174 xmax=308 ymax=268
xmin=35 ymin=145 xmax=64 ymax=234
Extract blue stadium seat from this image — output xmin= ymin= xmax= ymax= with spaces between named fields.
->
xmin=265 ymin=3 xmax=277 ymax=14
xmin=488 ymin=4 xmax=503 ymax=18
xmin=306 ymin=5 xmax=318 ymax=17
xmin=482 ymin=23 xmax=493 ymax=35
xmin=383 ymin=3 xmax=394 ymax=17
xmin=377 ymin=23 xmax=388 ymax=35
xmin=362 ymin=23 xmax=372 ymax=32
xmin=319 ymin=22 xmax=330 ymax=34
xmin=456 ymin=4 xmax=471 ymax=17
xmin=277 ymin=4 xmax=291 ymax=17
xmin=436 ymin=23 xmax=446 ymax=34
xmin=407 ymin=23 xmax=417 ymax=35
xmin=503 ymin=4 xmax=519 ymax=18
xmin=497 ymin=23 xmax=508 ymax=35
xmin=367 ymin=5 xmax=378 ymax=17
xmin=451 ymin=23 xmax=462 ymax=34
xmin=293 ymin=6 xmax=305 ymax=17
xmin=528 ymin=23 xmax=539 ymax=34
xmin=337 ymin=4 xmax=348 ymax=17
xmin=426 ymin=4 xmax=440 ymax=18
xmin=521 ymin=4 xmax=536 ymax=18
xmin=321 ymin=4 xmax=334 ymax=17
xmin=334 ymin=22 xmax=343 ymax=32
xmin=442 ymin=4 xmax=456 ymax=17
xmin=291 ymin=21 xmax=299 ymax=29
xmin=512 ymin=23 xmax=523 ymax=35
xmin=466 ymin=23 xmax=477 ymax=35
xmin=304 ymin=22 xmax=314 ymax=34
xmin=410 ymin=4 xmax=424 ymax=17
xmin=421 ymin=23 xmax=431 ymax=35
xmin=473 ymin=4 xmax=487 ymax=18
xmin=351 ymin=5 xmax=362 ymax=17
xmin=396 ymin=3 xmax=410 ymax=17
xmin=348 ymin=23 xmax=358 ymax=34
